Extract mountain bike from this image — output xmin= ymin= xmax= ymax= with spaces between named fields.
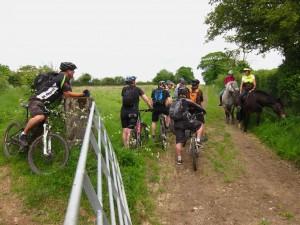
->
xmin=158 ymin=114 xmax=168 ymax=150
xmin=128 ymin=109 xmax=151 ymax=149
xmin=3 ymin=103 xmax=69 ymax=175
xmin=186 ymin=113 xmax=204 ymax=171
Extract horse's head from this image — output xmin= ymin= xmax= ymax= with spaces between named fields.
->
xmin=272 ymin=98 xmax=286 ymax=118
xmin=226 ymin=81 xmax=239 ymax=93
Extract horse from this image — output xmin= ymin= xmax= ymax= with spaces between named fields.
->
xmin=221 ymin=81 xmax=240 ymax=124
xmin=238 ymin=90 xmax=286 ymax=132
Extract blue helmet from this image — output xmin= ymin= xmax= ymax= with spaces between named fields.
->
xmin=125 ymin=76 xmax=137 ymax=84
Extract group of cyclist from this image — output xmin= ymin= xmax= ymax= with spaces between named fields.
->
xmin=18 ymin=62 xmax=256 ymax=166
xmin=120 ymin=76 xmax=206 ymax=165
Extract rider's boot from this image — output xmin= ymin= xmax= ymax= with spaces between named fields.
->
xmin=218 ymin=95 xmax=223 ymax=106
xmin=19 ymin=132 xmax=29 ymax=147
xmin=176 ymin=155 xmax=183 ymax=165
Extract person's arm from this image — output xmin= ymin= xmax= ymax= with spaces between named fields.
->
xmin=186 ymin=99 xmax=206 ymax=114
xmin=63 ymin=91 xmax=85 ymax=98
xmin=165 ymin=97 xmax=172 ymax=107
xmin=141 ymin=94 xmax=153 ymax=108
xmin=250 ymin=77 xmax=257 ymax=92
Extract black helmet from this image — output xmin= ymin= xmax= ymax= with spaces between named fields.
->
xmin=60 ymin=62 xmax=77 ymax=72
xmin=158 ymin=80 xmax=166 ymax=87
xmin=178 ymin=87 xmax=189 ymax=98
xmin=125 ymin=76 xmax=137 ymax=84
xmin=191 ymin=79 xmax=200 ymax=87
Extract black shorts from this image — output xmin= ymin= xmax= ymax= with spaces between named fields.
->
xmin=174 ymin=120 xmax=202 ymax=144
xmin=28 ymin=99 xmax=47 ymax=117
xmin=120 ymin=107 xmax=138 ymax=129
xmin=152 ymin=106 xmax=169 ymax=122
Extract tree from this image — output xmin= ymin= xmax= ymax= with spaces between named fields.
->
xmin=205 ymin=0 xmax=300 ymax=71
xmin=174 ymin=67 xmax=194 ymax=83
xmin=16 ymin=65 xmax=39 ymax=86
xmin=114 ymin=76 xmax=125 ymax=85
xmin=77 ymin=73 xmax=92 ymax=85
xmin=152 ymin=69 xmax=175 ymax=83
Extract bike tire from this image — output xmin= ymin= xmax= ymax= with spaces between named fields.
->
xmin=28 ymin=133 xmax=69 ymax=175
xmin=129 ymin=129 xmax=138 ymax=149
xmin=191 ymin=138 xmax=198 ymax=171
xmin=159 ymin=116 xmax=168 ymax=150
xmin=3 ymin=122 xmax=23 ymax=158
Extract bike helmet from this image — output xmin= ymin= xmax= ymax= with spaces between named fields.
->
xmin=125 ymin=76 xmax=137 ymax=84
xmin=179 ymin=78 xmax=186 ymax=84
xmin=158 ymin=80 xmax=166 ymax=87
xmin=191 ymin=79 xmax=200 ymax=87
xmin=59 ymin=62 xmax=77 ymax=71
xmin=178 ymin=87 xmax=189 ymax=98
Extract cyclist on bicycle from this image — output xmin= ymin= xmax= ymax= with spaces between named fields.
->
xmin=189 ymin=79 xmax=206 ymax=145
xmin=19 ymin=62 xmax=90 ymax=147
xmin=174 ymin=78 xmax=189 ymax=99
xmin=170 ymin=87 xmax=206 ymax=165
xmin=151 ymin=81 xmax=172 ymax=139
xmin=120 ymin=76 xmax=152 ymax=148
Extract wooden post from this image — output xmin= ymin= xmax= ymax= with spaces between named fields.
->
xmin=64 ymin=97 xmax=92 ymax=146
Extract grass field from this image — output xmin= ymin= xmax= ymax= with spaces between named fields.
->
xmin=0 ymin=84 xmax=299 ymax=224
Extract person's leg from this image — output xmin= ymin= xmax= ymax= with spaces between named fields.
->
xmin=175 ymin=143 xmax=183 ymax=163
xmin=174 ymin=127 xmax=185 ymax=164
xmin=151 ymin=122 xmax=157 ymax=137
xmin=23 ymin=115 xmax=46 ymax=134
xmin=122 ymin=128 xmax=128 ymax=147
xmin=219 ymin=89 xmax=224 ymax=106
xmin=165 ymin=115 xmax=171 ymax=127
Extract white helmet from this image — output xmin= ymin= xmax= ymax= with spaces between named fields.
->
xmin=228 ymin=70 xmax=233 ymax=75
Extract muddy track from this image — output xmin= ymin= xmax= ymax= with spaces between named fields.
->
xmin=0 ymin=166 xmax=36 ymax=225
xmin=155 ymin=92 xmax=300 ymax=225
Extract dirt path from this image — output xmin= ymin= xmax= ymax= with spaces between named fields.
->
xmin=155 ymin=93 xmax=300 ymax=225
xmin=0 ymin=166 xmax=36 ymax=225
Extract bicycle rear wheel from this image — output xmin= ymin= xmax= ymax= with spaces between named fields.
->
xmin=129 ymin=129 xmax=138 ymax=149
xmin=159 ymin=116 xmax=168 ymax=150
xmin=28 ymin=133 xmax=69 ymax=175
xmin=3 ymin=122 xmax=22 ymax=157
xmin=190 ymin=138 xmax=198 ymax=171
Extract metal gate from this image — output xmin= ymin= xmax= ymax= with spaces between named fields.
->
xmin=64 ymin=102 xmax=132 ymax=225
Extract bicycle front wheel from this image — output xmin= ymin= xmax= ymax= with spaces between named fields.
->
xmin=3 ymin=122 xmax=22 ymax=157
xmin=28 ymin=133 xmax=69 ymax=175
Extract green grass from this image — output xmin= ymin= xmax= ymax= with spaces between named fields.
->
xmin=0 ymin=85 xmax=160 ymax=224
xmin=249 ymin=110 xmax=300 ymax=167
xmin=204 ymin=86 xmax=243 ymax=182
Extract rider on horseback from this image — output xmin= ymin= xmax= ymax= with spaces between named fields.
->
xmin=218 ymin=70 xmax=236 ymax=106
xmin=239 ymin=68 xmax=256 ymax=106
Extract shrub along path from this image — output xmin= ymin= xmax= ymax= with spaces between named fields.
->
xmin=154 ymin=87 xmax=300 ymax=225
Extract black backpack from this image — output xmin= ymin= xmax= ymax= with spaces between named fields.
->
xmin=122 ymin=87 xmax=136 ymax=107
xmin=33 ymin=72 xmax=61 ymax=94
xmin=169 ymin=99 xmax=186 ymax=120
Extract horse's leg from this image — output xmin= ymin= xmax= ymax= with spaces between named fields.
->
xmin=243 ymin=112 xmax=249 ymax=132
xmin=256 ymin=112 xmax=261 ymax=126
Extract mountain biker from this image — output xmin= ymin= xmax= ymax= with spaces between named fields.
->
xmin=151 ymin=81 xmax=172 ymax=139
xmin=189 ymin=79 xmax=206 ymax=144
xmin=19 ymin=62 xmax=90 ymax=147
xmin=165 ymin=80 xmax=174 ymax=93
xmin=170 ymin=87 xmax=206 ymax=165
xmin=239 ymin=68 xmax=256 ymax=105
xmin=174 ymin=78 xmax=189 ymax=99
xmin=218 ymin=70 xmax=236 ymax=106
xmin=121 ymin=76 xmax=152 ymax=148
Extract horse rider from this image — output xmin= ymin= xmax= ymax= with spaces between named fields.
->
xmin=239 ymin=68 xmax=256 ymax=106
xmin=218 ymin=70 xmax=236 ymax=106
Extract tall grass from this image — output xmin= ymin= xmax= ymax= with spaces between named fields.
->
xmin=0 ymin=85 xmax=159 ymax=224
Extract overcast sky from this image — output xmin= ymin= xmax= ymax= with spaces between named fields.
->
xmin=0 ymin=0 xmax=283 ymax=81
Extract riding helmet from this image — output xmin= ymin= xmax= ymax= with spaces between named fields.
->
xmin=60 ymin=62 xmax=77 ymax=71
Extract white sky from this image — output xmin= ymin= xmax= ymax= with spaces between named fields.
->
xmin=0 ymin=0 xmax=283 ymax=81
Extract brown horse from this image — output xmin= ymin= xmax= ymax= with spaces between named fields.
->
xmin=238 ymin=90 xmax=286 ymax=132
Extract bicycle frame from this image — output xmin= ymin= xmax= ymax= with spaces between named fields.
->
xmin=43 ymin=122 xmax=51 ymax=156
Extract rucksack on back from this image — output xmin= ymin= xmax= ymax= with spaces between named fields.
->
xmin=169 ymin=99 xmax=185 ymax=120
xmin=153 ymin=89 xmax=165 ymax=105
xmin=122 ymin=87 xmax=136 ymax=107
xmin=33 ymin=72 xmax=60 ymax=94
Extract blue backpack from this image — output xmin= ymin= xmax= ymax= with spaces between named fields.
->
xmin=153 ymin=89 xmax=165 ymax=105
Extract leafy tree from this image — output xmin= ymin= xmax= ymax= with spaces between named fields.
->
xmin=16 ymin=65 xmax=39 ymax=86
xmin=77 ymin=73 xmax=92 ymax=85
xmin=174 ymin=66 xmax=195 ymax=83
xmin=152 ymin=69 xmax=175 ymax=83
xmin=205 ymin=0 xmax=300 ymax=70
xmin=0 ymin=64 xmax=12 ymax=79
xmin=114 ymin=76 xmax=125 ymax=85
